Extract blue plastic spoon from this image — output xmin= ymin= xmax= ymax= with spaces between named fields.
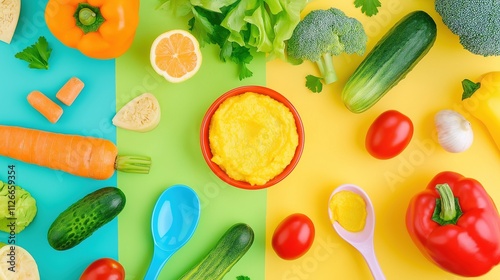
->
xmin=144 ymin=184 xmax=201 ymax=280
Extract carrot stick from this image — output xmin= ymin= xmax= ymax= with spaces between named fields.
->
xmin=27 ymin=90 xmax=63 ymax=123
xmin=56 ymin=77 xmax=85 ymax=106
xmin=0 ymin=125 xmax=151 ymax=180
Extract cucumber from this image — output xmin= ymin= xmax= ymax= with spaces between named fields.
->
xmin=341 ymin=11 xmax=437 ymax=113
xmin=179 ymin=223 xmax=254 ymax=280
xmin=47 ymin=187 xmax=126 ymax=251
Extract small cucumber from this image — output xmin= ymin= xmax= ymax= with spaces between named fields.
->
xmin=342 ymin=11 xmax=437 ymax=113
xmin=47 ymin=187 xmax=126 ymax=251
xmin=179 ymin=223 xmax=254 ymax=280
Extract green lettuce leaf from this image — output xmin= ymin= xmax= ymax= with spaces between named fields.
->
xmin=268 ymin=0 xmax=308 ymax=61
xmin=191 ymin=0 xmax=239 ymax=12
xmin=0 ymin=181 xmax=37 ymax=234
xmin=220 ymin=0 xmax=259 ymax=46
xmin=157 ymin=0 xmax=193 ymax=16
xmin=245 ymin=5 xmax=274 ymax=52
xmin=264 ymin=0 xmax=283 ymax=15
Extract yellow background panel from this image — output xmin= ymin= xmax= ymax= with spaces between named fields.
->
xmin=265 ymin=0 xmax=500 ymax=279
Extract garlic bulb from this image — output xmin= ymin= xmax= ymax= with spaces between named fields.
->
xmin=435 ymin=110 xmax=473 ymax=153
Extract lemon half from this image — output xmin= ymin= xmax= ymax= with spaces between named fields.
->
xmin=150 ymin=29 xmax=202 ymax=83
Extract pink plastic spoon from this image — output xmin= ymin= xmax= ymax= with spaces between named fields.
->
xmin=328 ymin=184 xmax=385 ymax=280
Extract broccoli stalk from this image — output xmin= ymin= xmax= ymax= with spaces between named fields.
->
xmin=317 ymin=53 xmax=337 ymax=84
xmin=286 ymin=8 xmax=367 ymax=93
xmin=305 ymin=53 xmax=337 ymax=93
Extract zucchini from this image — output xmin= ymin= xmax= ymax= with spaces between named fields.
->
xmin=342 ymin=11 xmax=437 ymax=113
xmin=47 ymin=187 xmax=126 ymax=251
xmin=179 ymin=223 xmax=254 ymax=280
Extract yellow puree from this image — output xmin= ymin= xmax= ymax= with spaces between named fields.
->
xmin=329 ymin=191 xmax=367 ymax=232
xmin=209 ymin=92 xmax=299 ymax=186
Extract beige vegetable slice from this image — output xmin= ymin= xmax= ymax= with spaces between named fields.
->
xmin=0 ymin=0 xmax=21 ymax=44
xmin=0 ymin=244 xmax=40 ymax=280
xmin=112 ymin=93 xmax=161 ymax=132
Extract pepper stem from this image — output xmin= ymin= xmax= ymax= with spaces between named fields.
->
xmin=115 ymin=155 xmax=151 ymax=174
xmin=79 ymin=8 xmax=97 ymax=26
xmin=432 ymin=183 xmax=463 ymax=226
xmin=461 ymin=79 xmax=481 ymax=100
xmin=74 ymin=3 xmax=105 ymax=34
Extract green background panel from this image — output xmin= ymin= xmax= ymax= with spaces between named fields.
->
xmin=116 ymin=1 xmax=267 ymax=279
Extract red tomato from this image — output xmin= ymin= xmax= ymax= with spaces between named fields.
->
xmin=80 ymin=258 xmax=125 ymax=280
xmin=272 ymin=213 xmax=315 ymax=260
xmin=365 ymin=110 xmax=414 ymax=159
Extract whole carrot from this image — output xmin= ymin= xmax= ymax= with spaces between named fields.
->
xmin=0 ymin=125 xmax=150 ymax=180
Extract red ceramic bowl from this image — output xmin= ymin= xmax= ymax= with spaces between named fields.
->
xmin=200 ymin=85 xmax=305 ymax=190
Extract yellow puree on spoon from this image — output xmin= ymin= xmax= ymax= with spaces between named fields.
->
xmin=329 ymin=190 xmax=367 ymax=232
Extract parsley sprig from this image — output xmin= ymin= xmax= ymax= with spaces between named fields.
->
xmin=306 ymin=75 xmax=323 ymax=93
xmin=354 ymin=0 xmax=382 ymax=17
xmin=15 ymin=36 xmax=52 ymax=70
xmin=187 ymin=5 xmax=254 ymax=80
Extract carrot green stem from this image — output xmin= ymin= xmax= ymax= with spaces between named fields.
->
xmin=432 ymin=183 xmax=463 ymax=226
xmin=115 ymin=155 xmax=151 ymax=174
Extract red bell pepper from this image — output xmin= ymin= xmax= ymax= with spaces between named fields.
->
xmin=406 ymin=171 xmax=500 ymax=277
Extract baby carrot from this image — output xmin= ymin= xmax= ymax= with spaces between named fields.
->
xmin=27 ymin=90 xmax=63 ymax=123
xmin=0 ymin=125 xmax=151 ymax=180
xmin=56 ymin=77 xmax=85 ymax=106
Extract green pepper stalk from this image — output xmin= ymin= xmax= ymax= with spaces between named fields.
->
xmin=432 ymin=183 xmax=463 ymax=225
xmin=74 ymin=3 xmax=105 ymax=34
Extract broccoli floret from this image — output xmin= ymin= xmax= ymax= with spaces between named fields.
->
xmin=435 ymin=0 xmax=500 ymax=56
xmin=286 ymin=8 xmax=367 ymax=93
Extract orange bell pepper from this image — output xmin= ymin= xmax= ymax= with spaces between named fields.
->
xmin=44 ymin=0 xmax=140 ymax=59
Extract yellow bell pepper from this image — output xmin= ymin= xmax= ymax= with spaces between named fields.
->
xmin=461 ymin=71 xmax=500 ymax=151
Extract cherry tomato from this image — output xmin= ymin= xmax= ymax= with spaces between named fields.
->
xmin=365 ymin=110 xmax=414 ymax=159
xmin=80 ymin=258 xmax=125 ymax=280
xmin=272 ymin=213 xmax=315 ymax=260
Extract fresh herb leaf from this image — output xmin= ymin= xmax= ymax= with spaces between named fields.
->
xmin=461 ymin=79 xmax=481 ymax=100
xmin=211 ymin=24 xmax=231 ymax=49
xmin=229 ymin=44 xmax=253 ymax=80
xmin=238 ymin=63 xmax=253 ymax=80
xmin=190 ymin=6 xmax=223 ymax=46
xmin=220 ymin=40 xmax=234 ymax=62
xmin=353 ymin=0 xmax=381 ymax=17
xmin=208 ymin=5 xmax=255 ymax=81
xmin=306 ymin=75 xmax=323 ymax=93
xmin=15 ymin=36 xmax=52 ymax=70
xmin=236 ymin=276 xmax=250 ymax=280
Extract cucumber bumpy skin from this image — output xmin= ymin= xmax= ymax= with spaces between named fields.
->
xmin=47 ymin=187 xmax=126 ymax=251
xmin=341 ymin=11 xmax=437 ymax=113
xmin=179 ymin=223 xmax=255 ymax=280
